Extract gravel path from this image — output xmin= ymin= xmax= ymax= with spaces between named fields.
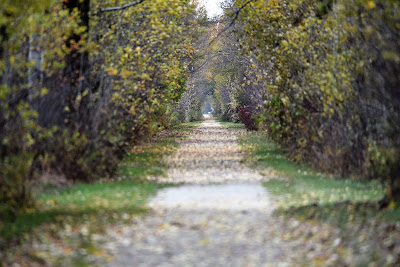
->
xmin=5 ymin=120 xmax=398 ymax=266
xmin=103 ymin=120 xmax=292 ymax=266
xmin=149 ymin=120 xmax=268 ymax=184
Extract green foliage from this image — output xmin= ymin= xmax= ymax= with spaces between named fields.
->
xmin=0 ymin=0 xmax=203 ymax=216
xmin=231 ymin=0 xmax=400 ymax=200
xmin=240 ymin=131 xmax=383 ymax=205
xmin=238 ymin=130 xmax=400 ymax=226
xmin=0 ymin=154 xmax=35 ymax=219
xmin=94 ymin=0 xmax=200 ymax=139
xmin=0 ymin=122 xmax=196 ymax=252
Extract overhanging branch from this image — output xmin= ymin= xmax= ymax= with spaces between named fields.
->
xmin=97 ymin=0 xmax=146 ymax=13
xmin=209 ymin=0 xmax=255 ymax=45
xmin=228 ymin=0 xmax=254 ymax=28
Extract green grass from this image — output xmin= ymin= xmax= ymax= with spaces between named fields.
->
xmin=1 ymin=122 xmax=198 ymax=248
xmin=1 ymin=182 xmax=160 ymax=241
xmin=1 ymin=180 xmax=162 ymax=264
xmin=117 ymin=140 xmax=177 ymax=180
xmin=174 ymin=121 xmax=202 ymax=130
xmin=117 ymin=122 xmax=200 ymax=180
xmin=231 ymin=127 xmax=400 ymax=224
xmin=218 ymin=121 xmax=245 ymax=129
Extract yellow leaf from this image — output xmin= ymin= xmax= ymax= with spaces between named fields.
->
xmin=41 ymin=88 xmax=49 ymax=96
xmin=158 ymin=223 xmax=168 ymax=230
xmin=388 ymin=200 xmax=396 ymax=210
xmin=199 ymin=238 xmax=208 ymax=244
xmin=366 ymin=1 xmax=376 ymax=9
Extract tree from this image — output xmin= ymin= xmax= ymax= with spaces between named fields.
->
xmin=0 ymin=0 xmax=203 ymax=217
xmin=216 ymin=0 xmax=400 ymax=204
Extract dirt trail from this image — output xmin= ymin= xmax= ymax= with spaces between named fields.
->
xmin=101 ymin=119 xmax=294 ymax=266
xmin=149 ymin=119 xmax=268 ymax=184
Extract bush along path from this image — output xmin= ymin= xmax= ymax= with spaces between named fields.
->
xmin=239 ymin=127 xmax=400 ymax=266
xmin=89 ymin=119 xmax=398 ymax=266
xmin=0 ymin=123 xmax=198 ymax=266
xmin=95 ymin=119 xmax=288 ymax=266
xmin=4 ymin=120 xmax=399 ymax=266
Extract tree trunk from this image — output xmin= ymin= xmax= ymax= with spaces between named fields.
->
xmin=0 ymin=24 xmax=8 ymax=84
xmin=62 ymin=0 xmax=91 ymax=129
xmin=28 ymin=34 xmax=43 ymax=87
xmin=63 ymin=0 xmax=90 ymax=89
xmin=389 ymin=155 xmax=400 ymax=203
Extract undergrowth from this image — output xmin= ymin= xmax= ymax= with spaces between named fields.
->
xmin=218 ymin=121 xmax=246 ymax=129
xmin=118 ymin=121 xmax=200 ymax=181
xmin=229 ymin=125 xmax=400 ymax=225
xmin=0 ymin=122 xmax=199 ymax=263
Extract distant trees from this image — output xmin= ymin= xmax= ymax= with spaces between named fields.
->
xmin=216 ymin=0 xmax=400 ymax=203
xmin=0 ymin=0 xmax=201 ymax=217
xmin=177 ymin=18 xmax=213 ymax=122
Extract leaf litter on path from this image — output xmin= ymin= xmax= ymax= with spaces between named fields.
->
xmin=97 ymin=119 xmax=400 ymax=266
xmin=6 ymin=120 xmax=398 ymax=266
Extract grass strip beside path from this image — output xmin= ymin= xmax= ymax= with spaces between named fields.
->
xmin=223 ymin=121 xmax=400 ymax=265
xmin=0 ymin=122 xmax=199 ymax=265
xmin=222 ymin=122 xmax=400 ymax=224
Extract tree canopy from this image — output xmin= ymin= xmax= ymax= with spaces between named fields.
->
xmin=0 ymin=0 xmax=203 ymax=216
xmin=1 ymin=0 xmax=399 ymax=218
xmin=210 ymin=0 xmax=400 ymax=204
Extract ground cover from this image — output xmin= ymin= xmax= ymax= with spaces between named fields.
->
xmin=237 ymin=130 xmax=400 ymax=222
xmin=230 ymin=124 xmax=400 ymax=265
xmin=97 ymin=119 xmax=287 ymax=266
xmin=0 ymin=122 xmax=199 ymax=265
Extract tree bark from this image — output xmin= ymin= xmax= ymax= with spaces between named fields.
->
xmin=97 ymin=0 xmax=145 ymax=13
xmin=63 ymin=0 xmax=90 ymax=88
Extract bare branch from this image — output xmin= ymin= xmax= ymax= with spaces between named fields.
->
xmin=97 ymin=0 xmax=146 ymax=13
xmin=228 ymin=0 xmax=254 ymax=28
xmin=199 ymin=19 xmax=228 ymax=26
xmin=209 ymin=0 xmax=256 ymax=45
xmin=188 ymin=58 xmax=212 ymax=74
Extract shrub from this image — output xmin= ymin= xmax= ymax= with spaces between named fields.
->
xmin=229 ymin=0 xmax=400 ymax=201
xmin=237 ymin=106 xmax=257 ymax=130
xmin=0 ymin=154 xmax=34 ymax=219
